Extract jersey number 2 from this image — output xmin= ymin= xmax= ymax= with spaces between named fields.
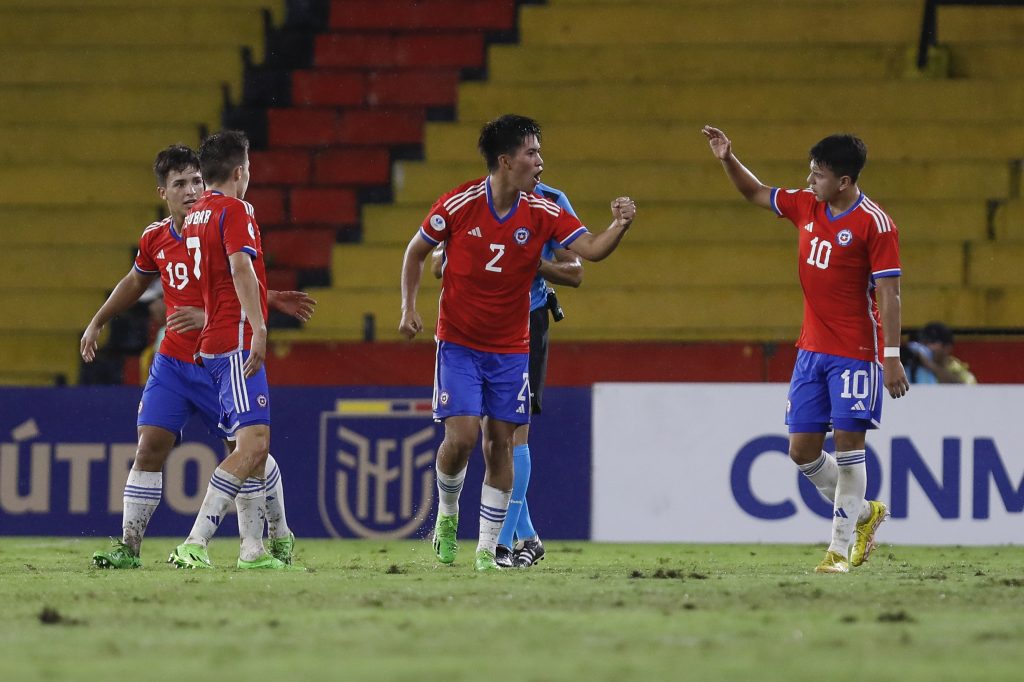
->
xmin=485 ymin=243 xmax=505 ymax=272
xmin=185 ymin=237 xmax=202 ymax=279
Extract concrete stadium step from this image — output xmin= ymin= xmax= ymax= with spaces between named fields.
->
xmin=0 ymin=124 xmax=201 ymax=164
xmin=994 ymin=200 xmax=1024 ymax=241
xmin=938 ymin=5 xmax=1024 ymax=42
xmin=488 ymin=44 xmax=907 ymax=83
xmin=300 ymin=288 xmax=409 ymax=341
xmin=5 ymin=206 xmax=161 ymax=246
xmin=0 ymin=85 xmax=221 ymax=125
xmin=330 ymin=245 xmax=441 ymax=291
xmin=0 ymin=164 xmax=173 ymax=205
xmin=0 ymin=8 xmax=265 ymax=50
xmin=0 ymin=47 xmax=244 ymax=87
xmin=393 ymin=160 xmax=1011 ymax=204
xmin=518 ymin=3 xmax=920 ymax=45
xmin=0 ymin=290 xmax=101 ymax=333
xmin=423 ymin=121 xmax=1024 ymax=163
xmin=951 ymin=45 xmax=1024 ymax=78
xmin=0 ymin=246 xmax=135 ymax=291
xmin=968 ymin=243 xmax=1024 ymax=288
xmin=0 ymin=332 xmax=80 ymax=384
xmin=456 ymin=80 xmax=1024 ymax=123
xmin=362 ymin=200 xmax=988 ymax=247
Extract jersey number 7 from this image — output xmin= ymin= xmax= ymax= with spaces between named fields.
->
xmin=186 ymin=236 xmax=202 ymax=279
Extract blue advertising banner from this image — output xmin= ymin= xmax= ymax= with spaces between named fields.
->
xmin=0 ymin=387 xmax=592 ymax=541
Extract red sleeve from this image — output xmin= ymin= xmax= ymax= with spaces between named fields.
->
xmin=418 ymin=198 xmax=452 ymax=246
xmin=221 ymin=203 xmax=259 ymax=258
xmin=550 ymin=209 xmax=587 ymax=247
xmin=134 ymin=230 xmax=158 ymax=274
xmin=770 ymin=187 xmax=815 ymax=227
xmin=868 ymin=212 xmax=902 ymax=279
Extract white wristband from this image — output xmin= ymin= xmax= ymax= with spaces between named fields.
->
xmin=883 ymin=346 xmax=901 ymax=358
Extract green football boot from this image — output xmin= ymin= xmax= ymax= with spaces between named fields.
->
xmin=91 ymin=539 xmax=142 ymax=569
xmin=851 ymin=500 xmax=889 ymax=567
xmin=168 ymin=543 xmax=213 ymax=569
xmin=268 ymin=533 xmax=295 ymax=565
xmin=433 ymin=513 xmax=458 ymax=564
xmin=475 ymin=548 xmax=500 ymax=572
xmin=237 ymin=553 xmax=305 ymax=571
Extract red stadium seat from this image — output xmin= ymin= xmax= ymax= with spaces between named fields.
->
xmin=328 ymin=0 xmax=516 ymax=31
xmin=268 ymin=108 xmax=337 ymax=147
xmin=243 ymin=187 xmax=287 ymax=225
xmin=313 ymin=147 xmax=390 ymax=185
xmin=366 ymin=70 xmax=460 ymax=107
xmin=314 ymin=33 xmax=485 ymax=69
xmin=289 ymin=187 xmax=359 ymax=225
xmin=291 ymin=70 xmax=366 ymax=107
xmin=264 ymin=229 xmax=336 ymax=269
xmin=248 ymin=149 xmax=312 ymax=185
xmin=337 ymin=109 xmax=424 ymax=145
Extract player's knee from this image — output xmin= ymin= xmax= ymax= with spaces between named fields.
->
xmin=788 ymin=445 xmax=817 ymax=466
xmin=135 ymin=434 xmax=174 ymax=470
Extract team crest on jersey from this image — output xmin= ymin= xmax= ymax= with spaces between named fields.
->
xmin=257 ymin=394 xmax=268 ymax=408
xmin=837 ymin=229 xmax=854 ymax=246
xmin=513 ymin=227 xmax=531 ymax=245
xmin=248 ymin=222 xmax=256 ymax=240
xmin=430 ymin=214 xmax=446 ymax=232
xmin=439 ymin=391 xmax=450 ymax=406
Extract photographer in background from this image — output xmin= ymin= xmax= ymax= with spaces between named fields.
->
xmin=430 ymin=181 xmax=583 ymax=568
xmin=904 ymin=321 xmax=977 ymax=384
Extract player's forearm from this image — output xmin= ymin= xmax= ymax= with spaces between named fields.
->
xmin=88 ymin=272 xmax=151 ymax=330
xmin=401 ymin=239 xmax=429 ymax=311
xmin=231 ymin=269 xmax=267 ymax=335
xmin=538 ymin=258 xmax=583 ymax=287
xmin=267 ymin=289 xmax=280 ymax=311
xmin=571 ymin=222 xmax=629 ymax=262
xmin=721 ymin=153 xmax=770 ymax=203
xmin=876 ymin=279 xmax=903 ymax=348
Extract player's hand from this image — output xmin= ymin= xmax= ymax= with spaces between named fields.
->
xmin=244 ymin=329 xmax=267 ymax=378
xmin=611 ymin=196 xmax=637 ymax=229
xmin=80 ymin=324 xmax=101 ymax=362
xmin=269 ymin=290 xmax=317 ymax=322
xmin=883 ymin=357 xmax=910 ymax=398
xmin=166 ymin=306 xmax=205 ymax=333
xmin=399 ymin=309 xmax=424 ymax=340
xmin=702 ymin=125 xmax=732 ymax=160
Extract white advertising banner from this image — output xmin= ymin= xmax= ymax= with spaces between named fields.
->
xmin=592 ymin=383 xmax=1024 ymax=545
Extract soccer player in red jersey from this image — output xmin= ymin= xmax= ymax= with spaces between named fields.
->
xmin=400 ymin=114 xmax=637 ymax=570
xmin=169 ymin=131 xmax=298 ymax=570
xmin=703 ymin=125 xmax=909 ymax=573
xmin=82 ymin=145 xmax=313 ymax=568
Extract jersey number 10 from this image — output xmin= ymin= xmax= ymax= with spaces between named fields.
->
xmin=806 ymin=237 xmax=832 ymax=270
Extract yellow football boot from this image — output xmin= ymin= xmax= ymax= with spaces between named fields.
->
xmin=814 ymin=550 xmax=850 ymax=574
xmin=851 ymin=500 xmax=889 ymax=567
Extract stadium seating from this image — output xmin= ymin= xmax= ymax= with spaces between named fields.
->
xmin=0 ymin=0 xmax=280 ymax=384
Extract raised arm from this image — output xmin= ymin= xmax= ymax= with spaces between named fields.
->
xmin=875 ymin=276 xmax=909 ymax=398
xmin=81 ymin=268 xmax=156 ymax=362
xmin=566 ymin=196 xmax=636 ymax=262
xmin=702 ymin=125 xmax=773 ymax=210
xmin=400 ymin=234 xmax=436 ymax=339
xmin=540 ymin=248 xmax=583 ymax=288
xmin=229 ymin=252 xmax=267 ymax=378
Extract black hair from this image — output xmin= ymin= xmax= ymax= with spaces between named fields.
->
xmin=920 ymin=321 xmax=954 ymax=345
xmin=478 ymin=114 xmax=542 ymax=171
xmin=809 ymin=134 xmax=867 ymax=182
xmin=198 ymin=130 xmax=250 ymax=185
xmin=153 ymin=144 xmax=200 ymax=187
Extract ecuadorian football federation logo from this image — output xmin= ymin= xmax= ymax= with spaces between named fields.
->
xmin=514 ymin=226 xmax=531 ymax=245
xmin=837 ymin=229 xmax=854 ymax=246
xmin=318 ymin=399 xmax=441 ymax=539
xmin=430 ymin=214 xmax=446 ymax=232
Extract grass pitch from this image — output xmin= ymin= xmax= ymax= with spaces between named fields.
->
xmin=1 ymin=538 xmax=1023 ymax=682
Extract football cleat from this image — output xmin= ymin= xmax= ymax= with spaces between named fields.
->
xmin=268 ymin=533 xmax=295 ymax=565
xmin=91 ymin=539 xmax=142 ymax=569
xmin=495 ymin=544 xmax=514 ymax=568
xmin=168 ymin=543 xmax=213 ymax=569
xmin=433 ymin=513 xmax=458 ymax=565
xmin=513 ymin=538 xmax=545 ymax=568
xmin=237 ymin=553 xmax=305 ymax=571
xmin=851 ymin=500 xmax=889 ymax=567
xmin=814 ymin=550 xmax=850 ymax=574
xmin=475 ymin=549 xmax=500 ymax=572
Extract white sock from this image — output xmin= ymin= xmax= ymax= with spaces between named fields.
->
xmin=264 ymin=453 xmax=291 ymax=539
xmin=122 ymin=469 xmax=162 ymax=556
xmin=477 ymin=483 xmax=511 ymax=554
xmin=798 ymin=451 xmax=838 ymax=502
xmin=436 ymin=464 xmax=467 ymax=517
xmin=236 ymin=477 xmax=268 ymax=562
xmin=829 ymin=450 xmax=867 ymax=557
xmin=185 ymin=468 xmax=242 ymax=549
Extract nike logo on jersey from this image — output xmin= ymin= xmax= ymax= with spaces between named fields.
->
xmin=803 ymin=223 xmax=814 ymax=232
xmin=469 ymin=227 xmax=483 ymax=238
xmin=157 ymin=249 xmax=166 ymax=259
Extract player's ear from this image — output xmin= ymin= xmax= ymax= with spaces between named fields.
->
xmin=157 ymin=186 xmax=167 ymax=201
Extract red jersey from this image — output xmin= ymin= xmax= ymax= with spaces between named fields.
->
xmin=420 ymin=177 xmax=588 ymax=352
xmin=771 ymin=188 xmax=901 ymax=362
xmin=182 ymin=190 xmax=268 ymax=358
xmin=133 ymin=217 xmax=201 ymax=364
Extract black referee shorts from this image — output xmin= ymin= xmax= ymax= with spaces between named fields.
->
xmin=528 ymin=305 xmax=550 ymax=415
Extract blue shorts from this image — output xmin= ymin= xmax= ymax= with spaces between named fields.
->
xmin=138 ymin=352 xmax=234 ymax=440
xmin=433 ymin=340 xmax=530 ymax=425
xmin=786 ymin=349 xmax=883 ymax=433
xmin=201 ymin=350 xmax=271 ymax=430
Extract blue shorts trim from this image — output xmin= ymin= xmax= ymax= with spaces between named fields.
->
xmin=433 ymin=340 xmax=530 ymax=425
xmin=786 ymin=349 xmax=882 ymax=433
xmin=137 ymin=353 xmax=235 ymax=440
xmin=201 ymin=350 xmax=271 ymax=429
